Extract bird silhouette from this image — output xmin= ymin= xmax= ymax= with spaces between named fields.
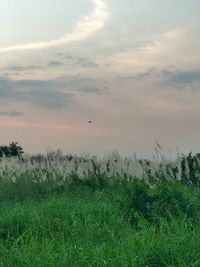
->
xmin=88 ymin=121 xmax=92 ymax=124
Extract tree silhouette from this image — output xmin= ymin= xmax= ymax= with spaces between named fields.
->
xmin=0 ymin=142 xmax=24 ymax=159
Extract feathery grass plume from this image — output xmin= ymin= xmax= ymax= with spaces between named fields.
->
xmin=0 ymin=147 xmax=200 ymax=194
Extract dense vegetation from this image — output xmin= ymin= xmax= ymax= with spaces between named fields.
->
xmin=0 ymin=142 xmax=24 ymax=159
xmin=0 ymin=146 xmax=200 ymax=266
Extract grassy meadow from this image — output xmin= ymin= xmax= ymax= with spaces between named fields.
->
xmin=1 ymin=148 xmax=200 ymax=266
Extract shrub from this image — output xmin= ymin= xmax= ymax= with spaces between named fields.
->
xmin=126 ymin=180 xmax=199 ymax=226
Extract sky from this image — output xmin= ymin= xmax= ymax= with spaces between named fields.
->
xmin=0 ymin=0 xmax=200 ymax=157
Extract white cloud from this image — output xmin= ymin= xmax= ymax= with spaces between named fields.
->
xmin=98 ymin=28 xmax=185 ymax=75
xmin=137 ymin=28 xmax=184 ymax=54
xmin=0 ymin=0 xmax=110 ymax=52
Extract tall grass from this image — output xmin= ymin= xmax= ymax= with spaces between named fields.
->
xmin=0 ymin=146 xmax=200 ymax=200
xmin=0 ymin=183 xmax=200 ymax=267
xmin=1 ymin=147 xmax=200 ymax=266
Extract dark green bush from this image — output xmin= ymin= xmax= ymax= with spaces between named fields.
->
xmin=125 ymin=180 xmax=199 ymax=225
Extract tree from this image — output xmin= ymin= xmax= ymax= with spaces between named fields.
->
xmin=0 ymin=142 xmax=24 ymax=159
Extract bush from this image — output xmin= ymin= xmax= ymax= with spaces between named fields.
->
xmin=125 ymin=180 xmax=199 ymax=225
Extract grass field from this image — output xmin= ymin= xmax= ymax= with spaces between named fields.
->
xmin=0 ymin=150 xmax=200 ymax=266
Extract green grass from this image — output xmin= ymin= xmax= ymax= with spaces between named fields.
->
xmin=1 ymin=151 xmax=200 ymax=266
xmin=1 ymin=183 xmax=200 ymax=267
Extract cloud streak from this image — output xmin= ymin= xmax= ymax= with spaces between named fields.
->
xmin=0 ymin=111 xmax=23 ymax=117
xmin=0 ymin=0 xmax=109 ymax=52
xmin=0 ymin=76 xmax=73 ymax=109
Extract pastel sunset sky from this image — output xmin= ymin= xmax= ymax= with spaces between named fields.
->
xmin=0 ymin=0 xmax=200 ymax=156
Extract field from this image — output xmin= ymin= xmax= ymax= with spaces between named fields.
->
xmin=1 ymin=148 xmax=200 ymax=266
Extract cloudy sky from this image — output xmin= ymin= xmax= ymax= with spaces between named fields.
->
xmin=0 ymin=0 xmax=200 ymax=156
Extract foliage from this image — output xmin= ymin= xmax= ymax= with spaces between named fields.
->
xmin=181 ymin=152 xmax=200 ymax=185
xmin=0 ymin=186 xmax=200 ymax=266
xmin=0 ymin=149 xmax=200 ymax=265
xmin=0 ymin=142 xmax=24 ymax=159
xmin=125 ymin=180 xmax=199 ymax=225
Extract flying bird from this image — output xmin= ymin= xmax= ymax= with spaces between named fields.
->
xmin=88 ymin=121 xmax=92 ymax=124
